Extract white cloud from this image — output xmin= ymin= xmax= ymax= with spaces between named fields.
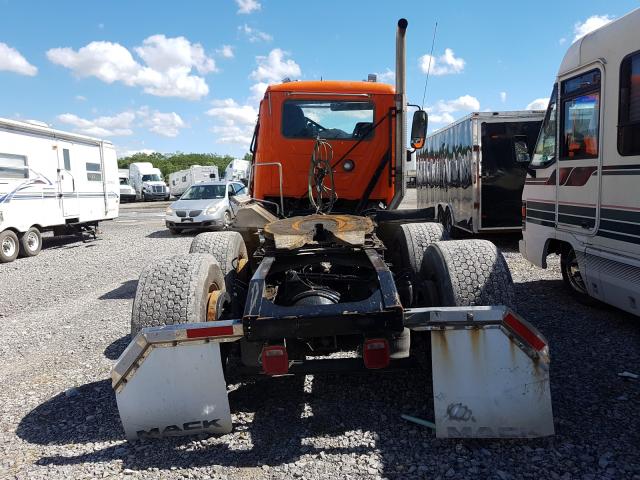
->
xmin=217 ymin=45 xmax=234 ymax=58
xmin=526 ymin=98 xmax=549 ymax=111
xmin=47 ymin=35 xmax=215 ymax=100
xmin=239 ymin=24 xmax=273 ymax=43
xmin=235 ymin=0 xmax=261 ymax=14
xmin=57 ymin=107 xmax=186 ymax=138
xmin=250 ymin=48 xmax=301 ymax=83
xmin=500 ymin=91 xmax=507 ymax=103
xmin=57 ymin=111 xmax=135 ymax=137
xmin=206 ymin=98 xmax=258 ymax=146
xmin=0 ymin=42 xmax=37 ymax=76
xmin=419 ymin=48 xmax=465 ymax=76
xmin=75 ymin=95 xmax=87 ymax=102
xmin=573 ymin=15 xmax=614 ymax=42
xmin=249 ymin=81 xmax=269 ymax=103
xmin=137 ymin=107 xmax=186 ymax=137
xmin=375 ymin=68 xmax=395 ymax=83
xmin=426 ymin=94 xmax=480 ymax=125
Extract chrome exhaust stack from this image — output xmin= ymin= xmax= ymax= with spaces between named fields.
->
xmin=390 ymin=18 xmax=408 ymax=209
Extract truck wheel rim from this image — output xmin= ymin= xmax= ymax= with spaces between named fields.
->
xmin=566 ymin=251 xmax=587 ymax=294
xmin=2 ymin=237 xmax=16 ymax=257
xmin=26 ymin=232 xmax=39 ymax=251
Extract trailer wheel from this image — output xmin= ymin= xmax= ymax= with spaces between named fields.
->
xmin=0 ymin=230 xmax=19 ymax=263
xmin=421 ymin=239 xmax=514 ymax=307
xmin=394 ymin=222 xmax=447 ymax=306
xmin=131 ymin=253 xmax=225 ymax=336
xmin=18 ymin=227 xmax=42 ymax=257
xmin=560 ymin=247 xmax=598 ymax=305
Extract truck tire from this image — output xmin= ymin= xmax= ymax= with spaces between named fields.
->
xmin=0 ymin=230 xmax=19 ymax=263
xmin=560 ymin=247 xmax=598 ymax=305
xmin=421 ymin=239 xmax=514 ymax=308
xmin=394 ymin=222 xmax=447 ymax=306
xmin=131 ymin=253 xmax=225 ymax=336
xmin=189 ymin=231 xmax=248 ymax=284
xmin=18 ymin=227 xmax=42 ymax=257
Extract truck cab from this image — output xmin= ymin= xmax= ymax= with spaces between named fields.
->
xmin=250 ymin=81 xmax=403 ymax=216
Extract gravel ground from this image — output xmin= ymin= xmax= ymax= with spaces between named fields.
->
xmin=1 ymin=198 xmax=639 ymax=480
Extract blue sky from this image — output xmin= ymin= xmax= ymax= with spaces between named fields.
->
xmin=0 ymin=0 xmax=638 ymax=158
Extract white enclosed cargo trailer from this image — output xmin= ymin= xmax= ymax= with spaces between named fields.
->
xmin=169 ymin=165 xmax=219 ymax=197
xmin=118 ymin=168 xmax=136 ymax=203
xmin=224 ymin=159 xmax=249 ymax=182
xmin=520 ymin=8 xmax=640 ymax=315
xmin=0 ymin=118 xmax=119 ymax=263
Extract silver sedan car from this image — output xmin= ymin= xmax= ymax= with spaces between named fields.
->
xmin=165 ymin=181 xmax=247 ymax=234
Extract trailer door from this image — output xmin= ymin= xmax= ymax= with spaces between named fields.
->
xmin=556 ymin=68 xmax=602 ymax=234
xmin=480 ymin=121 xmax=541 ymax=229
xmin=57 ymin=142 xmax=79 ymax=218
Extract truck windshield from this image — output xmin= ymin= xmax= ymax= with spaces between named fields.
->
xmin=181 ymin=185 xmax=226 ymax=200
xmin=119 ymin=178 xmax=130 ymax=186
xmin=531 ymin=85 xmax=557 ymax=167
xmin=142 ymin=174 xmax=163 ymax=182
xmin=282 ymin=100 xmax=375 ymax=140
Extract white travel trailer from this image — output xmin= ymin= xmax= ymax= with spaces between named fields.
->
xmin=129 ymin=162 xmax=169 ymax=201
xmin=0 ymin=118 xmax=119 ymax=263
xmin=118 ymin=169 xmax=136 ymax=203
xmin=520 ymin=8 xmax=640 ymax=315
xmin=169 ymin=165 xmax=219 ymax=197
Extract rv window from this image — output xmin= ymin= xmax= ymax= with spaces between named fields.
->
xmin=618 ymin=51 xmax=640 ymax=156
xmin=0 ymin=153 xmax=28 ymax=179
xmin=531 ymin=85 xmax=558 ymax=167
xmin=560 ymin=69 xmax=601 ymax=160
xmin=182 ymin=176 xmax=187 ymax=182
xmin=63 ymin=149 xmax=71 ymax=170
xmin=86 ymin=162 xmax=102 ymax=182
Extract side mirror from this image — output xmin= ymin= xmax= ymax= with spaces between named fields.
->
xmin=410 ymin=110 xmax=428 ymax=150
xmin=514 ymin=139 xmax=531 ymax=163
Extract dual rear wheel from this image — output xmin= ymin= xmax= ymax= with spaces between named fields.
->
xmin=0 ymin=227 xmax=42 ymax=263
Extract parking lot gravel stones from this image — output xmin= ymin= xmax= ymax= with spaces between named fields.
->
xmin=0 ymin=204 xmax=638 ymax=479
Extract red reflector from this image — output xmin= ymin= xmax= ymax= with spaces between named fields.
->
xmin=363 ymin=338 xmax=390 ymax=369
xmin=262 ymin=345 xmax=289 ymax=375
xmin=186 ymin=325 xmax=234 ymax=339
xmin=504 ymin=313 xmax=546 ymax=351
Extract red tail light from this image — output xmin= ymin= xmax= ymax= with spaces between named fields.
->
xmin=363 ymin=338 xmax=390 ymax=369
xmin=504 ymin=313 xmax=547 ymax=352
xmin=261 ymin=345 xmax=289 ymax=375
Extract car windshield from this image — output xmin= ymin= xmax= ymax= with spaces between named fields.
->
xmin=119 ymin=178 xmax=130 ymax=185
xmin=142 ymin=174 xmax=162 ymax=182
xmin=181 ymin=184 xmax=226 ymax=200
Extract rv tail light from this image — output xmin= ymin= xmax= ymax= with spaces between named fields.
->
xmin=186 ymin=325 xmax=234 ymax=339
xmin=503 ymin=312 xmax=547 ymax=352
xmin=261 ymin=345 xmax=289 ymax=375
xmin=521 ymin=202 xmax=526 ymax=219
xmin=363 ymin=338 xmax=390 ymax=369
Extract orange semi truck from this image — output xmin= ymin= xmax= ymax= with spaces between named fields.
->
xmin=112 ymin=19 xmax=554 ymax=441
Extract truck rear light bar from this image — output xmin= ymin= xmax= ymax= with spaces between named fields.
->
xmin=363 ymin=338 xmax=390 ymax=369
xmin=261 ymin=345 xmax=289 ymax=375
xmin=503 ymin=312 xmax=547 ymax=352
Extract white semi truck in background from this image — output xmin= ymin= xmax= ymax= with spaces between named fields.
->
xmin=118 ymin=169 xmax=136 ymax=203
xmin=128 ymin=162 xmax=169 ymax=201
xmin=168 ymin=165 xmax=219 ymax=197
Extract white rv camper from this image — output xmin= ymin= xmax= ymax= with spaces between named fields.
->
xmin=118 ymin=169 xmax=136 ymax=203
xmin=128 ymin=162 xmax=169 ymax=201
xmin=520 ymin=8 xmax=640 ymax=315
xmin=0 ymin=118 xmax=119 ymax=263
xmin=168 ymin=165 xmax=218 ymax=197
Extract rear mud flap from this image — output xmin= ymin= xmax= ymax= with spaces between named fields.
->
xmin=431 ymin=327 xmax=554 ymax=438
xmin=115 ymin=341 xmax=231 ymax=441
